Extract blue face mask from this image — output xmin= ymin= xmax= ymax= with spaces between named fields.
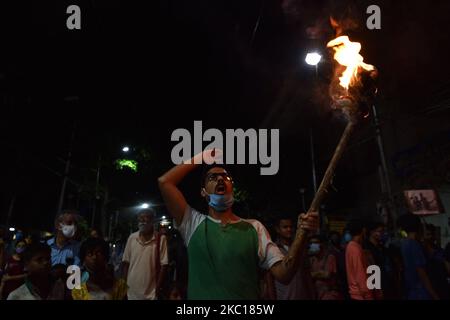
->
xmin=343 ymin=232 xmax=352 ymax=243
xmin=204 ymin=190 xmax=234 ymax=212
xmin=309 ymin=243 xmax=321 ymax=254
xmin=16 ymin=247 xmax=25 ymax=254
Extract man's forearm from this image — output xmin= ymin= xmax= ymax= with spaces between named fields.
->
xmin=274 ymin=229 xmax=309 ymax=284
xmin=158 ymin=163 xmax=197 ymax=186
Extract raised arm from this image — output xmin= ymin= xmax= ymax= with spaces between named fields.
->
xmin=158 ymin=164 xmax=195 ymax=226
xmin=270 ymin=212 xmax=319 ymax=284
xmin=158 ymin=149 xmax=221 ymax=226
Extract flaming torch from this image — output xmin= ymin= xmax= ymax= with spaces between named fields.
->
xmin=307 ymin=35 xmax=377 ymax=215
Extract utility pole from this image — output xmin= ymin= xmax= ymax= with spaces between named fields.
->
xmin=372 ymin=105 xmax=397 ymax=229
xmin=91 ymin=154 xmax=102 ymax=228
xmin=100 ymin=187 xmax=109 ymax=236
xmin=310 ymin=128 xmax=318 ymax=193
xmin=56 ymin=121 xmax=76 ymax=217
xmin=5 ymin=195 xmax=16 ymax=227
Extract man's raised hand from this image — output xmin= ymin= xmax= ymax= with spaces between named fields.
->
xmin=297 ymin=211 xmax=319 ymax=232
xmin=184 ymin=148 xmax=224 ymax=165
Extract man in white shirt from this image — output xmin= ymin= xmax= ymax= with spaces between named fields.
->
xmin=122 ymin=209 xmax=168 ymax=300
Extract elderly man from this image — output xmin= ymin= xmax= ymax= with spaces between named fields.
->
xmin=121 ymin=209 xmax=169 ymax=300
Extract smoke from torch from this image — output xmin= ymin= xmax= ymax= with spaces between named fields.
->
xmin=305 ymin=34 xmax=377 ymax=217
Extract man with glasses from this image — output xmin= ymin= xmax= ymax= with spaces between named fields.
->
xmin=158 ymin=149 xmax=319 ymax=299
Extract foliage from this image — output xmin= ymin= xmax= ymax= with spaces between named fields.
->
xmin=233 ymin=185 xmax=250 ymax=203
xmin=115 ymin=159 xmax=138 ymax=172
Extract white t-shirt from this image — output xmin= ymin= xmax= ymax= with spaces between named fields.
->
xmin=122 ymin=232 xmax=168 ymax=300
xmin=176 ymin=206 xmax=284 ymax=270
xmin=7 ymin=280 xmax=65 ymax=300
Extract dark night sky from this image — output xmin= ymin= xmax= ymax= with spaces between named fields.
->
xmin=1 ymin=0 xmax=450 ymax=231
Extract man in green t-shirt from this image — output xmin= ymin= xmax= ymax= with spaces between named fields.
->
xmin=158 ymin=149 xmax=318 ymax=299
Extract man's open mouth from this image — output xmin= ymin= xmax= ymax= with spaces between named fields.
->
xmin=215 ymin=184 xmax=226 ymax=194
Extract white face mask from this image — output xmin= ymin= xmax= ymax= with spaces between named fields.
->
xmin=61 ymin=224 xmax=76 ymax=238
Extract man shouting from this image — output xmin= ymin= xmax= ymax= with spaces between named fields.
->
xmin=158 ymin=149 xmax=318 ymax=299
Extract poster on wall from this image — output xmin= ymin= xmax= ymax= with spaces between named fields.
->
xmin=404 ymin=190 xmax=445 ymax=215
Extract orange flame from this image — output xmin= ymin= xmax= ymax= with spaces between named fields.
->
xmin=327 ymin=36 xmax=374 ymax=90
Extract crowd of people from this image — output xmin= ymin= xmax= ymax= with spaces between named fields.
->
xmin=1 ymin=209 xmax=449 ymax=301
xmin=0 ymin=151 xmax=449 ymax=300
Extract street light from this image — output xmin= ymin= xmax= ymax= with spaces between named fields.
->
xmin=305 ymin=52 xmax=322 ymax=66
xmin=122 ymin=146 xmax=130 ymax=153
xmin=140 ymin=203 xmax=150 ymax=209
xmin=305 ymin=52 xmax=322 ymax=80
xmin=9 ymin=227 xmax=15 ymax=232
xmin=304 ymin=52 xmax=322 ymax=194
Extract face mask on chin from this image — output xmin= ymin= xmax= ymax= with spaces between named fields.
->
xmin=203 ymin=189 xmax=234 ymax=212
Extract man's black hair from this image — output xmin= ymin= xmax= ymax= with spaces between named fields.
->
xmin=274 ymin=214 xmax=295 ymax=227
xmin=200 ymin=164 xmax=230 ymax=188
xmin=79 ymin=237 xmax=110 ymax=263
xmin=21 ymin=242 xmax=51 ymax=264
xmin=397 ymin=213 xmax=422 ymax=233
xmin=346 ymin=219 xmax=366 ymax=237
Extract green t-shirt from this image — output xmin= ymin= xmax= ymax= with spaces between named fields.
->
xmin=177 ymin=206 xmax=283 ymax=300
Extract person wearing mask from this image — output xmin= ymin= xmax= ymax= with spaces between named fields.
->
xmin=47 ymin=210 xmax=81 ymax=266
xmin=121 ymin=209 xmax=169 ymax=300
xmin=158 ymin=149 xmax=319 ymax=299
xmin=310 ymin=235 xmax=343 ymax=300
xmin=0 ymin=241 xmax=27 ymax=299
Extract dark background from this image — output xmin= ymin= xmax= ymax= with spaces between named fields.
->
xmin=0 ymin=0 xmax=449 ymax=232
